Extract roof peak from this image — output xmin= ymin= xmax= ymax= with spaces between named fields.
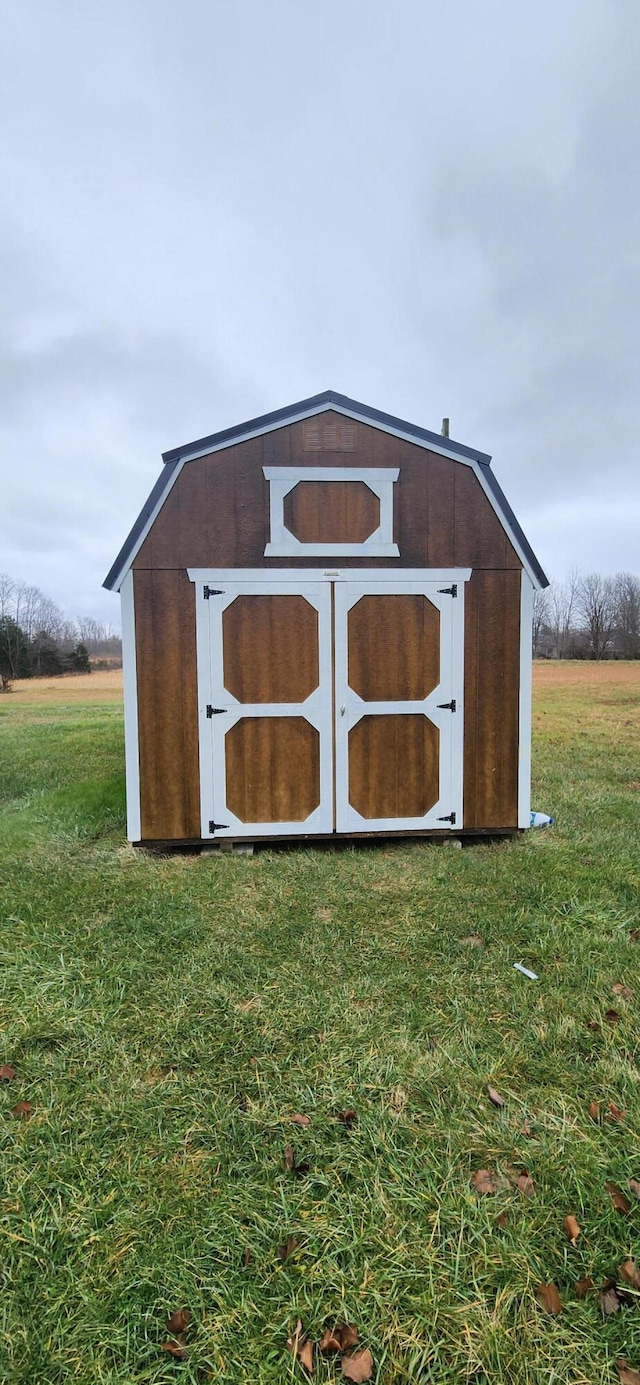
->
xmin=161 ymin=390 xmax=492 ymax=467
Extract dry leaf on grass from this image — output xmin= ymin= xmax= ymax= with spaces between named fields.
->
xmin=166 ymin=1309 xmax=191 ymax=1335
xmin=606 ymin=1182 xmax=631 ymax=1215
xmin=588 ymin=1101 xmax=600 ymax=1122
xmin=471 ymin=1169 xmax=496 ymax=1195
xmin=461 ymin=934 xmax=485 ymax=948
xmin=337 ymin=1108 xmax=357 ymax=1128
xmin=284 ymin=1145 xmax=296 ymax=1171
xmin=617 ymin=1362 xmax=640 ymax=1385
xmin=575 ymin=1277 xmax=596 ymax=1299
xmin=0 ymin=1064 xmax=16 ymax=1082
xmin=516 ymin=1171 xmax=535 ymax=1197
xmin=537 ymin=1283 xmax=563 ymax=1315
xmin=487 ymin=1084 xmax=505 ymax=1108
xmin=613 ymin=983 xmax=635 ymax=1001
xmin=628 ymin=1178 xmax=640 ymax=1199
xmin=608 ymin=1101 xmax=626 ymax=1122
xmin=242 ymin=1246 xmax=252 ymax=1267
xmin=630 ymin=929 xmax=640 ymax=943
xmin=495 ymin=1211 xmax=508 ymax=1229
xmin=342 ymin=1348 xmax=374 ymax=1381
xmin=620 ymin=1260 xmax=640 ymax=1289
xmin=161 ymin=1339 xmax=188 ymax=1360
xmin=291 ymin=1113 xmax=311 ymax=1128
xmin=563 ymin=1215 xmax=580 ymax=1246
xmin=277 ymin=1235 xmax=300 ymax=1262
xmin=605 ymin=1009 xmax=622 ymax=1025
xmin=319 ymin=1324 xmax=359 ymax=1354
xmin=520 ymin=1120 xmax=533 ymax=1137
xmin=11 ymin=1101 xmax=32 ymax=1119
xmin=287 ymin=1320 xmax=314 ymax=1375
xmin=598 ymin=1280 xmax=621 ymax=1316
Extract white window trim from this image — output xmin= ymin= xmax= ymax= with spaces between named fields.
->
xmin=263 ymin=465 xmax=399 ymax=557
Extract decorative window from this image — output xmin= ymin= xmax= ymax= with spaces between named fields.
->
xmin=263 ymin=466 xmax=399 ymax=557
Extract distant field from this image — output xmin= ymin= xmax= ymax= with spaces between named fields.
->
xmin=0 ymin=663 xmax=639 ymax=1384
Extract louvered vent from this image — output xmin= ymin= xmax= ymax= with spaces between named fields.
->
xmin=302 ymin=419 xmax=357 ymax=452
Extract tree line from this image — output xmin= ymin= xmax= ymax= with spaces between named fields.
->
xmin=0 ymin=573 xmax=122 ymax=682
xmin=534 ymin=572 xmax=640 ymax=659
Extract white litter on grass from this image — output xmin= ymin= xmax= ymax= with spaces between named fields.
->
xmin=514 ymin=963 xmax=538 ymax=980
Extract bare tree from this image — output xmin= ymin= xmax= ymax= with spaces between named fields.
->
xmin=577 ymin=572 xmax=617 ymax=659
xmin=614 ymin=572 xmax=640 ymax=658
xmin=532 ymin=587 xmax=550 ymax=656
xmin=547 ymin=570 xmax=580 ymax=658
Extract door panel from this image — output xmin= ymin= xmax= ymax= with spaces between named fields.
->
xmin=200 ymin=581 xmax=332 ymax=837
xmin=335 ymin=580 xmax=464 ymax=832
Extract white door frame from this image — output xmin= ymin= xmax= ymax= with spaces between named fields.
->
xmin=189 ymin=568 xmax=471 ymax=837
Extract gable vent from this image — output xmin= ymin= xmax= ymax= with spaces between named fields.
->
xmin=303 ymin=419 xmax=357 ymax=452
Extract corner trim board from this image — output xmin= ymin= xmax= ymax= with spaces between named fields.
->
xmin=518 ymin=571 xmax=534 ymax=828
xmin=120 ymin=570 xmax=141 ymax=842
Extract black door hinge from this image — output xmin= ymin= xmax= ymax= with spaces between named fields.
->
xmin=437 ymin=698 xmax=457 ymax=712
xmin=437 ymin=811 xmax=457 ymax=824
xmin=206 ymin=706 xmax=226 ymax=717
xmin=203 ymin=585 xmax=224 ymax=599
xmin=209 ymin=820 xmax=229 ymax=833
xmin=438 ymin=583 xmax=457 ymax=597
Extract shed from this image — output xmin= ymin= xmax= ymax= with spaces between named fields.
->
xmin=104 ymin=391 xmax=548 ymax=847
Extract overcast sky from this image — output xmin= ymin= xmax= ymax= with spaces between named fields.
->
xmin=1 ymin=0 xmax=638 ymax=622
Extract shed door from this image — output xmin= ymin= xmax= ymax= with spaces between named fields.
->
xmin=334 ymin=580 xmax=464 ymax=832
xmin=200 ymin=581 xmax=333 ymax=838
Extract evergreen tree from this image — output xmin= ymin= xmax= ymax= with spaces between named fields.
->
xmin=0 ymin=617 xmax=32 ymax=679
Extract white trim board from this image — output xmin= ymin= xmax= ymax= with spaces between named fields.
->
xmin=518 ymin=571 xmax=534 ymax=829
xmin=120 ymin=570 xmax=141 ymax=842
xmin=188 ymin=567 xmax=472 ymax=585
xmin=107 ymin=398 xmax=545 ymax=591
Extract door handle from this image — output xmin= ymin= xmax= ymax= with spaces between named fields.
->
xmin=340 ymin=705 xmax=346 ymax=716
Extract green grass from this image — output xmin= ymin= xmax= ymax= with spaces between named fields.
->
xmin=0 ymin=666 xmax=639 ymax=1384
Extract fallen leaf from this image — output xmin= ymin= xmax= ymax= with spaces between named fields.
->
xmin=337 ymin=1108 xmax=357 ymax=1128
xmin=587 ymin=1020 xmax=600 ymax=1032
xmin=11 ymin=1101 xmax=32 ymax=1119
xmin=588 ymin=1100 xmax=600 ymax=1122
xmin=605 ymin=1009 xmax=621 ymax=1025
xmin=487 ymin=1084 xmax=505 ymax=1108
xmin=495 ymin=1211 xmax=508 ymax=1229
xmin=630 ymin=930 xmax=640 ymax=943
xmin=471 ymin=1169 xmax=496 ymax=1195
xmin=277 ymin=1234 xmax=300 ymax=1262
xmin=599 ymin=1280 xmax=620 ymax=1316
xmin=537 ymin=1283 xmax=563 ymax=1314
xmin=613 ymin=983 xmax=634 ymax=1001
xmin=284 ymin=1145 xmax=296 ymax=1171
xmin=563 ymin=1215 xmax=580 ymax=1246
xmin=608 ymin=1101 xmax=626 ymax=1122
xmin=617 ymin=1362 xmax=640 ymax=1385
xmin=320 ymin=1324 xmax=359 ymax=1354
xmin=242 ymin=1246 xmax=252 ymax=1267
xmin=575 ymin=1277 xmax=596 ymax=1299
xmin=628 ymin=1178 xmax=640 ymax=1199
xmin=620 ymin=1260 xmax=640 ymax=1289
xmin=291 ymin=1113 xmax=311 ymax=1128
xmin=461 ymin=934 xmax=484 ymax=947
xmin=606 ymin=1182 xmax=631 ymax=1215
xmin=287 ymin=1321 xmax=313 ymax=1375
xmin=342 ymin=1348 xmax=374 ymax=1381
xmin=520 ymin=1120 xmax=533 ymax=1137
xmin=516 ymin=1171 xmax=535 ymax=1197
xmin=162 ymin=1338 xmax=188 ymax=1359
xmin=0 ymin=1064 xmax=16 ymax=1082
xmin=166 ymin=1309 xmax=191 ymax=1335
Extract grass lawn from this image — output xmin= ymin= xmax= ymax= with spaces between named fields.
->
xmin=1 ymin=664 xmax=639 ymax=1384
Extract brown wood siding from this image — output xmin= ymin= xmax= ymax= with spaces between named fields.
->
xmin=132 ymin=412 xmax=521 ymax=572
xmin=134 ymin=569 xmax=200 ymax=840
xmin=463 ymin=569 xmax=521 ymax=829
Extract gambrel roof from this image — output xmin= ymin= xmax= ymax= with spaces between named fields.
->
xmin=104 ymin=390 xmax=548 ymax=590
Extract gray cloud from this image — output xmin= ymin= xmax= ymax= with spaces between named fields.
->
xmin=0 ymin=0 xmax=638 ymax=620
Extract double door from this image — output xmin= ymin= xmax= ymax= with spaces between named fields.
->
xmin=193 ymin=570 xmax=465 ymax=838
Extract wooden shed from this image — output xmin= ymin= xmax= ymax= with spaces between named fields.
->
xmin=104 ymin=391 xmax=548 ymax=847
